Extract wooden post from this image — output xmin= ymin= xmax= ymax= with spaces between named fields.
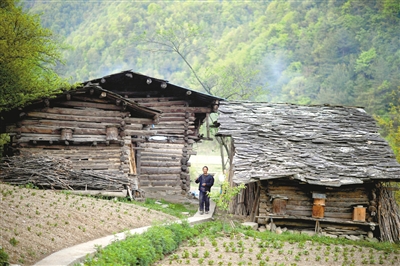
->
xmin=130 ymin=145 xmax=137 ymax=174
xmin=136 ymin=143 xmax=141 ymax=175
xmin=250 ymin=182 xmax=261 ymax=222
xmin=206 ymin=113 xmax=210 ymax=139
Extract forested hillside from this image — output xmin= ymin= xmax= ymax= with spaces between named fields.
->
xmin=23 ymin=0 xmax=400 ymax=157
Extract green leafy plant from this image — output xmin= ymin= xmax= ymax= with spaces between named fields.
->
xmin=209 ymin=181 xmax=246 ymax=212
xmin=0 ymin=246 xmax=9 ymax=265
xmin=9 ymin=237 xmax=19 ymax=246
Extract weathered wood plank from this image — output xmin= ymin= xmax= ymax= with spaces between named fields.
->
xmin=141 ymin=148 xmax=183 ymax=155
xmin=9 ymin=126 xmax=111 ymax=136
xmin=138 ymin=100 xmax=188 ymax=107
xmin=140 ymin=161 xmax=182 ymax=167
xmin=141 ymin=167 xmax=182 ymax=174
xmin=124 ymin=117 xmax=155 ymax=125
xmin=56 ymin=101 xmax=121 ymax=110
xmin=130 ymin=97 xmax=180 ymax=103
xmin=124 ymin=130 xmax=157 ymax=136
xmin=19 ymin=119 xmax=125 ymax=129
xmin=153 ymin=106 xmax=212 ymax=113
xmin=42 ymin=107 xmax=130 ymax=118
xmin=26 ymin=111 xmax=124 ymax=124
xmin=151 ymin=181 xmax=180 ymax=187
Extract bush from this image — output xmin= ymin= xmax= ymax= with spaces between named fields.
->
xmin=84 ymin=221 xmax=196 ymax=266
xmin=0 ymin=246 xmax=9 ymax=266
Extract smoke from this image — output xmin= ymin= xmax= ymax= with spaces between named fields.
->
xmin=256 ymin=51 xmax=291 ymax=102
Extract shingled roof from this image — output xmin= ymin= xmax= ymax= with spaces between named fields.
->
xmin=217 ymin=101 xmax=400 ymax=187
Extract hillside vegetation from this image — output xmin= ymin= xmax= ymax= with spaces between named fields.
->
xmin=24 ymin=1 xmax=399 ymax=109
xmin=23 ymin=0 xmax=400 ymax=159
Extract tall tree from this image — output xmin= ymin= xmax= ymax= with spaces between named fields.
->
xmin=0 ymin=0 xmax=68 ymax=111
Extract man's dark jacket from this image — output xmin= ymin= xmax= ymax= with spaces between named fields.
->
xmin=195 ymin=174 xmax=214 ymax=192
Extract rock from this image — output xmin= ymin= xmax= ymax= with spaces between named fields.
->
xmin=282 ymin=227 xmax=288 ymax=232
xmin=367 ymin=231 xmax=374 ymax=238
xmin=366 ymin=237 xmax=379 ymax=243
xmin=345 ymin=235 xmax=361 ymax=241
xmin=161 ymin=204 xmax=169 ymax=208
xmin=287 ymin=230 xmax=294 ymax=234
xmin=258 ymin=218 xmax=266 ymax=224
xmin=181 ymin=212 xmax=190 ymax=216
xmin=326 ymin=234 xmax=338 ymax=238
xmin=241 ymin=222 xmax=258 ymax=230
xmin=266 ymin=224 xmax=271 ymax=231
xmin=258 ymin=226 xmax=267 ymax=232
xmin=301 ymin=230 xmax=315 ymax=236
xmin=275 ymin=227 xmax=283 ymax=235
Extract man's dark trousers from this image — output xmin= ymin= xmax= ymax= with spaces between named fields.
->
xmin=199 ymin=190 xmax=210 ymax=212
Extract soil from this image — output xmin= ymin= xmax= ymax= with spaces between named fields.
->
xmin=0 ymin=183 xmax=178 ymax=265
xmin=156 ymin=233 xmax=400 ymax=266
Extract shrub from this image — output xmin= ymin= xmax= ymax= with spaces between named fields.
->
xmin=84 ymin=221 xmax=196 ymax=266
xmin=0 ymin=247 xmax=9 ymax=265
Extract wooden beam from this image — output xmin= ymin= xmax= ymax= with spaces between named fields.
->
xmin=57 ymin=101 xmax=121 ymax=110
xmin=26 ymin=111 xmax=124 ymax=124
xmin=154 ymin=106 xmax=212 ymax=113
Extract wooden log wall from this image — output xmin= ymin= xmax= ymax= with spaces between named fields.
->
xmin=258 ymin=179 xmax=373 ymax=224
xmin=6 ymin=99 xmax=141 ymax=184
xmin=131 ymin=97 xmax=204 ymax=197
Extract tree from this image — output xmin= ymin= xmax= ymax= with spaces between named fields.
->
xmin=137 ymin=23 xmax=261 ymax=100
xmin=138 ymin=23 xmax=212 ymax=94
xmin=375 ymin=88 xmax=400 ymax=162
xmin=209 ymin=181 xmax=246 ymax=214
xmin=0 ymin=0 xmax=68 ymax=111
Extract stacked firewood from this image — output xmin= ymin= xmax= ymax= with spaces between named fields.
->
xmin=377 ymin=183 xmax=400 ymax=243
xmin=0 ymin=155 xmax=129 ymax=191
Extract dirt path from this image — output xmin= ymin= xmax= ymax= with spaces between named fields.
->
xmin=0 ymin=183 xmax=178 ymax=265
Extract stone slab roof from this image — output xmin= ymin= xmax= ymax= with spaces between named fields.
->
xmin=217 ymin=101 xmax=400 ymax=186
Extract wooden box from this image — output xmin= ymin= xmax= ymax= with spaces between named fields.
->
xmin=353 ymin=206 xmax=366 ymax=222
xmin=313 ymin=198 xmax=326 ymax=206
xmin=272 ymin=198 xmax=287 ymax=215
xmin=312 ymin=204 xmax=325 ymax=218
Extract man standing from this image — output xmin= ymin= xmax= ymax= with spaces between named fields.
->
xmin=195 ymin=166 xmax=214 ymax=214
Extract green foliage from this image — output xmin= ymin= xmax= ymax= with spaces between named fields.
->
xmin=9 ymin=237 xmax=18 ymax=247
xmin=375 ymin=89 xmax=400 ymax=162
xmin=83 ymin=221 xmax=197 ymax=266
xmin=209 ymin=181 xmax=246 ymax=212
xmin=19 ymin=1 xmax=400 ymax=159
xmin=0 ymin=246 xmax=9 ymax=265
xmin=0 ymin=0 xmax=68 ymax=111
xmin=22 ymin=1 xmax=399 ymax=116
xmin=0 ymin=133 xmax=10 ymax=155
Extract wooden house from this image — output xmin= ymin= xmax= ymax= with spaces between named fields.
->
xmin=1 ymin=71 xmax=222 ymax=201
xmin=85 ymin=71 xmax=223 ymax=200
xmin=0 ymin=85 xmax=161 ymax=193
xmin=216 ymin=101 xmax=400 ymax=241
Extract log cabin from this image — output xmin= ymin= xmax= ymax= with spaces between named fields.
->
xmin=0 ymin=84 xmax=161 ymax=194
xmin=1 ymin=71 xmax=222 ymax=201
xmin=85 ymin=70 xmax=223 ymax=200
xmin=216 ymin=101 xmax=400 ymax=241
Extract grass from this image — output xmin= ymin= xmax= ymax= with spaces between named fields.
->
xmin=61 ymin=191 xmax=198 ymax=219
